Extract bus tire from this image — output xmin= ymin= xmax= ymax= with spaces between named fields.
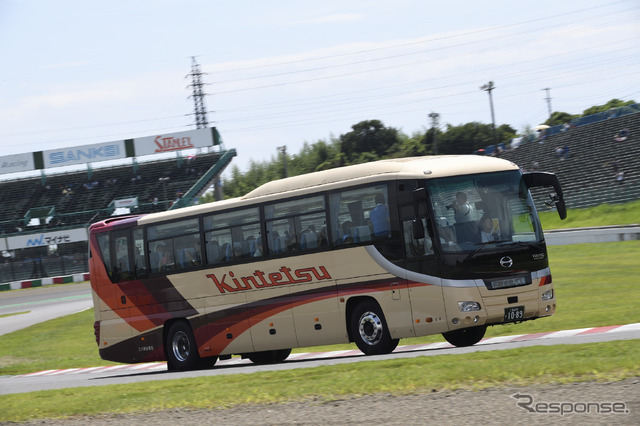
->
xmin=247 ymin=349 xmax=291 ymax=365
xmin=197 ymin=356 xmax=218 ymax=370
xmin=350 ymin=300 xmax=399 ymax=355
xmin=166 ymin=321 xmax=199 ymax=371
xmin=442 ymin=325 xmax=487 ymax=347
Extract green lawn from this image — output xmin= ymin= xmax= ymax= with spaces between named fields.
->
xmin=539 ymin=199 xmax=640 ymax=230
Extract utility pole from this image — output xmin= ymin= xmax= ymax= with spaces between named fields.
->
xmin=278 ymin=145 xmax=288 ymax=178
xmin=186 ymin=57 xmax=223 ymax=200
xmin=187 ymin=56 xmax=209 ymax=129
xmin=428 ymin=112 xmax=440 ymax=155
xmin=480 ymin=81 xmax=497 ymax=145
xmin=542 ymin=87 xmax=553 ymax=119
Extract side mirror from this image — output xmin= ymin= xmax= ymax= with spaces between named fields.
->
xmin=522 ymin=172 xmax=567 ymax=220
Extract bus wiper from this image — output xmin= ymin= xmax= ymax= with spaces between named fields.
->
xmin=463 ymin=239 xmax=510 ymax=262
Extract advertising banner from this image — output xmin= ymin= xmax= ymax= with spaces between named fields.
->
xmin=113 ymin=197 xmax=138 ymax=208
xmin=0 ymin=153 xmax=35 ymax=175
xmin=43 ymin=141 xmax=126 ymax=169
xmin=7 ymin=228 xmax=88 ymax=250
xmin=134 ymin=128 xmax=214 ymax=156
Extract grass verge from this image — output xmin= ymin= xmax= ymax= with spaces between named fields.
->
xmin=0 ymin=339 xmax=638 ymax=422
xmin=539 ymin=199 xmax=640 ymax=229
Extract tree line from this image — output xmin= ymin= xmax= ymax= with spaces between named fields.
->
xmin=206 ymin=98 xmax=634 ymax=201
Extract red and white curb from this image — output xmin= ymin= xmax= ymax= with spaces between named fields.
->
xmin=16 ymin=323 xmax=640 ymax=378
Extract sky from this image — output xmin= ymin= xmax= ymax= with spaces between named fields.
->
xmin=1 ymin=0 xmax=639 ymax=177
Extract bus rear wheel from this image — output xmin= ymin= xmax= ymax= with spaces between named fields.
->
xmin=166 ymin=321 xmax=199 ymax=371
xmin=350 ymin=300 xmax=399 ymax=355
xmin=247 ymin=349 xmax=291 ymax=365
xmin=442 ymin=325 xmax=487 ymax=347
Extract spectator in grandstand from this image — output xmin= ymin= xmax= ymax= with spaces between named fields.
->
xmin=369 ymin=193 xmax=390 ymax=237
xmin=448 ymin=192 xmax=474 ymax=223
xmin=614 ymin=129 xmax=630 ymax=142
xmin=555 ymin=146 xmax=564 ymax=158
xmin=611 ymin=160 xmax=619 ymax=174
xmin=537 ymin=129 xmax=547 ymax=144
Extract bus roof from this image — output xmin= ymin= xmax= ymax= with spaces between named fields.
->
xmin=137 ymin=155 xmax=518 ymax=225
xmin=242 ymin=155 xmax=518 ymax=199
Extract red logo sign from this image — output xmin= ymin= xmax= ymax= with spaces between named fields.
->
xmin=154 ymin=135 xmax=195 ymax=153
xmin=206 ymin=266 xmax=332 ymax=294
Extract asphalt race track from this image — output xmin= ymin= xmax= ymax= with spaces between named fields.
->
xmin=1 ymin=320 xmax=638 ymax=395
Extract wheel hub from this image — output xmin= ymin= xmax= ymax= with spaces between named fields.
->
xmin=172 ymin=330 xmax=190 ymax=362
xmin=358 ymin=311 xmax=383 ymax=345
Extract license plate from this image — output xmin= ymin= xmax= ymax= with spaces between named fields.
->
xmin=504 ymin=306 xmax=525 ymax=322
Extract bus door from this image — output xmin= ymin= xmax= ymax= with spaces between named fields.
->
xmin=402 ymin=187 xmax=448 ymax=337
xmin=94 ymin=231 xmax=132 ymax=345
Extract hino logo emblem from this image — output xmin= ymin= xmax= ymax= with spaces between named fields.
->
xmin=500 ymin=256 xmax=514 ymax=268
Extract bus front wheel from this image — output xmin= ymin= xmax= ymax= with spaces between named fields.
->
xmin=350 ymin=300 xmax=399 ymax=355
xmin=442 ymin=325 xmax=487 ymax=347
xmin=166 ymin=321 xmax=199 ymax=371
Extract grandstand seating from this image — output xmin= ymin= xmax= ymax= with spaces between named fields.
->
xmin=500 ymin=111 xmax=640 ymax=211
xmin=0 ymin=151 xmax=225 ymax=235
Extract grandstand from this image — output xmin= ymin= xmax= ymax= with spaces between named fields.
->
xmin=0 ymin=127 xmax=236 ymax=286
xmin=500 ymin=105 xmax=640 ymax=211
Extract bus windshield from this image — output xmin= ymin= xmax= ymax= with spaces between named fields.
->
xmin=427 ymin=170 xmax=544 ymax=252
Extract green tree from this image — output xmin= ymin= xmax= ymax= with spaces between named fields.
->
xmin=582 ymin=99 xmax=635 ymax=116
xmin=340 ymin=120 xmax=399 ymax=163
xmin=545 ymin=111 xmax=579 ymax=126
xmin=438 ymin=122 xmax=495 ymax=154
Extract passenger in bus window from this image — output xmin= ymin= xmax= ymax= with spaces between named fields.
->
xmin=156 ymin=244 xmax=172 ymax=271
xmin=436 ymin=217 xmax=456 ymax=248
xmin=318 ymin=227 xmax=328 ymax=247
xmin=448 ymin=192 xmax=474 ymax=223
xmin=253 ymin=238 xmax=263 ymax=257
xmin=369 ymin=193 xmax=390 ymax=237
xmin=342 ymin=221 xmax=354 ymax=244
xmin=183 ymin=239 xmax=201 ymax=266
xmin=479 ymin=215 xmax=500 ymax=242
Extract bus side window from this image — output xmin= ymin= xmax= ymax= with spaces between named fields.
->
xmin=114 ymin=234 xmax=133 ymax=281
xmin=330 ymin=184 xmax=389 ymax=247
xmin=174 ymin=235 xmax=201 ymax=268
xmin=265 ymin=196 xmax=325 ymax=255
xmin=96 ymin=234 xmax=113 ymax=280
xmin=133 ymin=228 xmax=147 ymax=278
xmin=150 ymin=240 xmax=175 ymax=272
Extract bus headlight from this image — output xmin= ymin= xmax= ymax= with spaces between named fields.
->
xmin=458 ymin=301 xmax=481 ymax=312
xmin=541 ymin=289 xmax=554 ymax=301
